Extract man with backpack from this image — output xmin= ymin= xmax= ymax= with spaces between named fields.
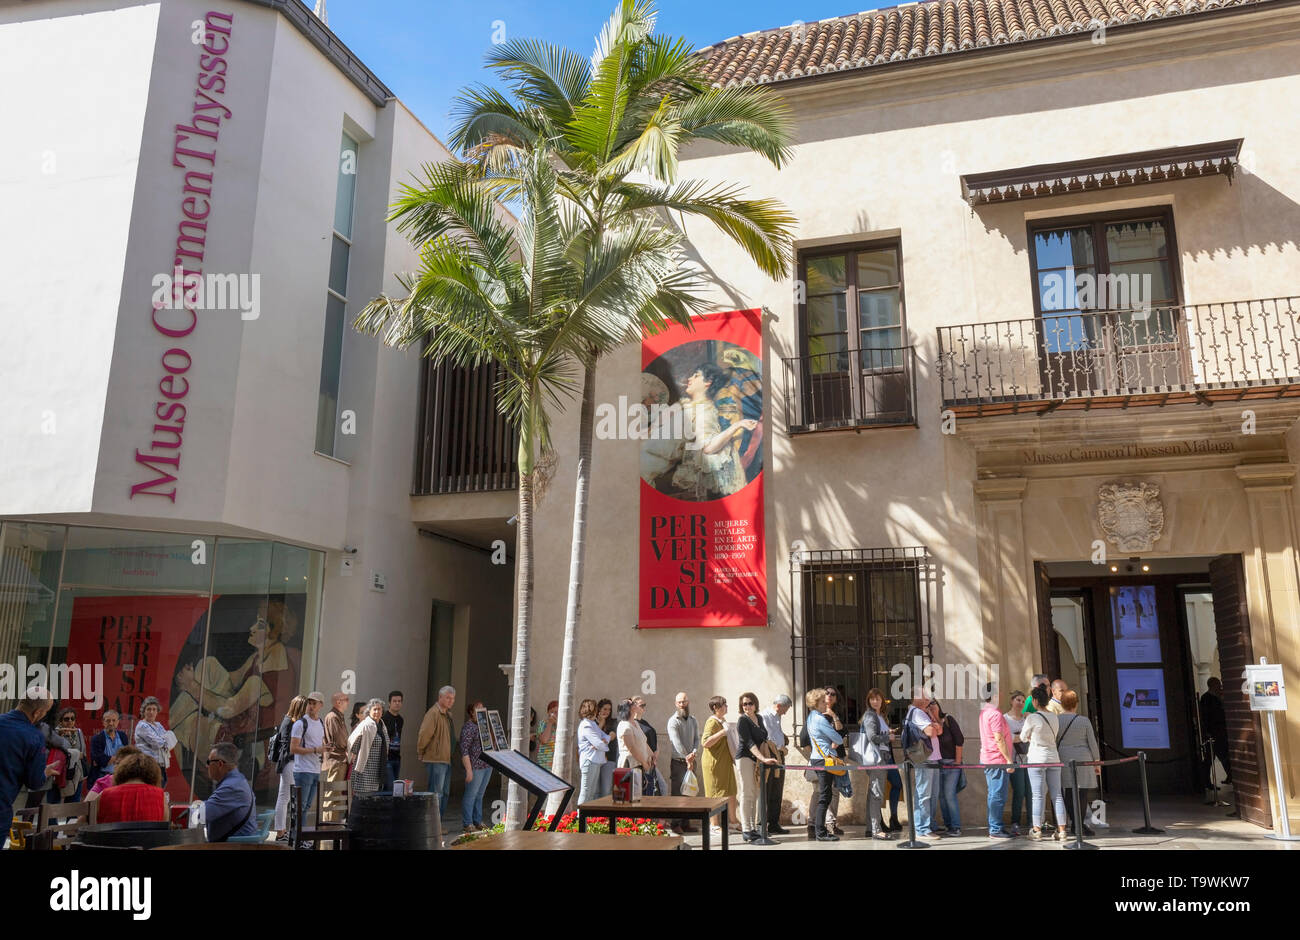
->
xmin=903 ymin=686 xmax=942 ymax=840
xmin=290 ymin=692 xmax=327 ymax=831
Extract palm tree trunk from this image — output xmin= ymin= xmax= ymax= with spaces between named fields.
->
xmin=505 ymin=396 xmax=536 ymax=830
xmin=548 ymin=352 xmax=597 ymax=812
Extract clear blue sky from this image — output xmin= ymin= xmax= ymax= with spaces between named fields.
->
xmin=319 ymin=0 xmax=884 ymax=144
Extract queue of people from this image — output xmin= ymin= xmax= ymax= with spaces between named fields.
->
xmin=4 ymin=669 xmax=1117 ymax=850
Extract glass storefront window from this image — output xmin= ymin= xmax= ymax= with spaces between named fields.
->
xmin=0 ymin=522 xmax=66 ymax=710
xmin=0 ymin=522 xmax=323 ymax=810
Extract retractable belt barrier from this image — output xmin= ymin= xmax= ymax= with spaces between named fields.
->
xmin=770 ymin=751 xmax=1160 ymax=848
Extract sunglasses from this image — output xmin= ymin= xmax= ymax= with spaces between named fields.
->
xmin=206 ymin=757 xmax=226 ymax=765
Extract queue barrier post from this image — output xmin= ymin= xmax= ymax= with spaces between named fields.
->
xmin=1063 ymin=760 xmax=1098 ymax=851
xmin=1132 ymin=751 xmax=1164 ymax=835
xmin=896 ymin=759 xmax=928 ymax=849
xmin=753 ymin=761 xmax=776 ymax=846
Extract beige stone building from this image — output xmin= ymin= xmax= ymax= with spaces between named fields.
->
xmin=410 ymin=0 xmax=1300 ymax=831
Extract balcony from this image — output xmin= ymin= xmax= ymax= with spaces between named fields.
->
xmin=783 ymin=346 xmax=918 ymax=433
xmin=936 ymin=297 xmax=1300 ymax=417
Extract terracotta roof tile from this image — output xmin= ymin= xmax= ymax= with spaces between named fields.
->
xmin=698 ymin=0 xmax=1275 ymax=86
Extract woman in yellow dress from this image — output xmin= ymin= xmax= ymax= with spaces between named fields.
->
xmin=701 ymin=695 xmax=740 ymax=833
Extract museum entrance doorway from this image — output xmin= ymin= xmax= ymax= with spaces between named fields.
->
xmin=1033 ymin=554 xmax=1272 ymax=825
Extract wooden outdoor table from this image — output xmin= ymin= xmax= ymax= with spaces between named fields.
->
xmin=577 ymin=796 xmax=730 ymax=849
xmin=452 ymin=829 xmax=683 ymax=850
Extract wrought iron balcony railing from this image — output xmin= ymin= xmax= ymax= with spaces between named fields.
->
xmin=783 ymin=346 xmax=918 ymax=433
xmin=936 ymin=297 xmax=1300 ymax=413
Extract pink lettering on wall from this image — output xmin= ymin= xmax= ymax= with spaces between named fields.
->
xmin=132 ymin=11 xmax=235 ymax=501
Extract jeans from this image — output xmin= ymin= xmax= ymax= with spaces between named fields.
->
xmin=386 ymin=757 xmax=402 ymax=789
xmin=911 ymin=762 xmax=938 ymax=834
xmin=985 ymin=767 xmax=1011 ymax=834
xmin=274 ymin=762 xmax=294 ymax=832
xmin=811 ymin=760 xmax=835 ymax=836
xmin=597 ymin=760 xmax=614 ymax=798
xmin=1028 ymin=765 xmax=1066 ymax=829
xmin=579 ymin=760 xmax=604 ymax=806
xmin=424 ymin=762 xmax=451 ymax=817
xmin=462 ymin=766 xmax=493 ymax=827
xmin=885 ymin=767 xmax=902 ymax=821
xmin=1009 ymin=765 xmax=1029 ymax=827
xmin=293 ymin=771 xmax=319 ymax=827
xmin=938 ymin=765 xmax=962 ymax=831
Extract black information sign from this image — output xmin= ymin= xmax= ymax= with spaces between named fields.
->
xmin=480 ymin=749 xmax=574 ymax=832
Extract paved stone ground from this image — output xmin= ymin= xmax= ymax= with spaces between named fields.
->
xmin=663 ymin=795 xmax=1300 ymax=850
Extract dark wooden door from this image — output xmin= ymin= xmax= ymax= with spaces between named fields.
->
xmin=1208 ymin=554 xmax=1272 ymax=827
xmin=1035 ymin=562 xmax=1060 ymax=681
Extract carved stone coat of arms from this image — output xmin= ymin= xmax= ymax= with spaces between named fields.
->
xmin=1098 ymin=481 xmax=1165 ymax=552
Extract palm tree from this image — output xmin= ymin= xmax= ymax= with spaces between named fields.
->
xmin=356 ymin=137 xmax=714 ymax=827
xmin=452 ymin=0 xmax=796 ymax=803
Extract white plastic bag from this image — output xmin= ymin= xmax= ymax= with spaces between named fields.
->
xmin=681 ymin=769 xmax=699 ymax=797
xmin=188 ymin=800 xmax=205 ymax=830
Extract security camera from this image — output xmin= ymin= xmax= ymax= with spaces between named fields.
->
xmin=343 ymin=545 xmax=358 ymax=554
xmin=506 ymin=516 xmax=518 ymax=526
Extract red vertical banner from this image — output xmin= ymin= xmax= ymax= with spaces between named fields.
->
xmin=639 ymin=309 xmax=766 ymax=628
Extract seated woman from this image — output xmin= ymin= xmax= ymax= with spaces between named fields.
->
xmin=96 ymin=752 xmax=168 ymax=824
xmin=85 ymin=746 xmax=140 ymax=801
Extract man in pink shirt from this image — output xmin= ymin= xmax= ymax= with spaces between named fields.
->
xmin=979 ymin=682 xmax=1016 ymax=839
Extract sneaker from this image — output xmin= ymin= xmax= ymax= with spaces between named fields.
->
xmin=1053 ymin=828 xmax=1068 ymax=842
xmin=1029 ymin=827 xmax=1043 ymax=841
xmin=872 ymin=830 xmax=893 ymax=840
xmin=816 ymin=833 xmax=840 ymax=842
xmin=742 ymin=831 xmax=756 ymax=843
xmin=769 ymin=825 xmax=789 ymax=834
xmin=945 ymin=828 xmax=962 ymax=837
xmin=1009 ymin=824 xmax=1021 ymax=836
xmin=921 ymin=832 xmax=943 ymax=841
xmin=831 ymin=824 xmax=845 ymax=836
xmin=988 ymin=831 xmax=1015 ymax=839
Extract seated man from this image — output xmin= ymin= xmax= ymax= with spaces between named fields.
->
xmin=204 ymin=742 xmax=257 ymax=842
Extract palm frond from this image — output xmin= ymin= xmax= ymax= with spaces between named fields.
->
xmin=608 ymin=178 xmax=796 ymax=278
xmin=672 ymin=85 xmax=796 ymax=168
xmin=484 ymin=38 xmax=592 ymax=126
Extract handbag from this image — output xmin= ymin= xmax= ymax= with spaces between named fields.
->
xmin=810 ymin=731 xmax=846 ymax=776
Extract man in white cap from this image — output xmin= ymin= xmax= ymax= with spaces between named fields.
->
xmin=290 ymin=691 xmax=326 ymax=828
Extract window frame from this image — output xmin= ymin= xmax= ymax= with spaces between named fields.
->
xmin=1026 ymin=205 xmax=1184 ymax=318
xmin=797 ymin=239 xmax=908 ymax=373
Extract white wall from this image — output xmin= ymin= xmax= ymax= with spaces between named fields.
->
xmin=0 ymin=1 xmax=161 ymax=515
